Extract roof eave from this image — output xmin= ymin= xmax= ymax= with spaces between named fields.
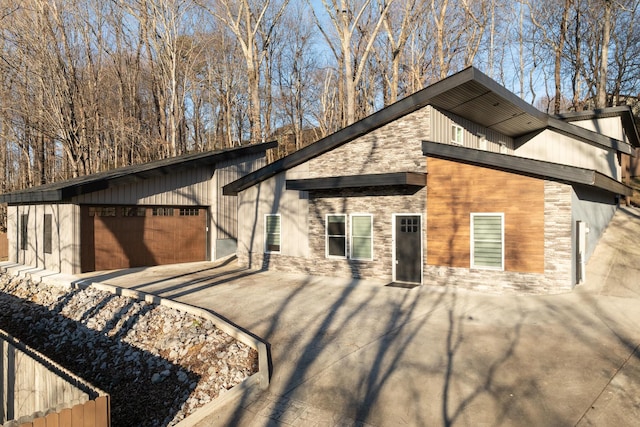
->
xmin=422 ymin=140 xmax=630 ymax=196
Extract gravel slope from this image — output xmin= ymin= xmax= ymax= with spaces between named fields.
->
xmin=0 ymin=273 xmax=258 ymax=427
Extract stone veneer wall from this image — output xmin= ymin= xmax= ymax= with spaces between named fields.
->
xmin=424 ymin=180 xmax=574 ymax=294
xmin=250 ymin=187 xmax=426 ymax=281
xmin=240 ymin=106 xmax=433 ymax=281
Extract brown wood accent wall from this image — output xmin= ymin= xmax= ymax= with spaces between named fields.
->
xmin=17 ymin=396 xmax=110 ymax=427
xmin=0 ymin=232 xmax=7 ymax=260
xmin=81 ymin=206 xmax=206 ymax=272
xmin=426 ymin=157 xmax=545 ymax=273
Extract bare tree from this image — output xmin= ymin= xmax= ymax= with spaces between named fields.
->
xmin=198 ymin=0 xmax=290 ymax=144
xmin=310 ymin=0 xmax=393 ymax=126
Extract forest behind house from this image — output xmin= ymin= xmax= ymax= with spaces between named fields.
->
xmin=0 ymin=0 xmax=639 ymax=231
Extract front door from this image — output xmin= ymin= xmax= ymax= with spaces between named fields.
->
xmin=394 ymin=215 xmax=422 ymax=284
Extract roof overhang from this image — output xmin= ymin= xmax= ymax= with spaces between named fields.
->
xmin=0 ymin=141 xmax=277 ymax=204
xmin=223 ymin=67 xmax=634 ymax=196
xmin=285 ymin=172 xmax=427 ymax=191
xmin=422 ymin=141 xmax=632 ymax=197
xmin=426 ymin=69 xmax=549 ymax=137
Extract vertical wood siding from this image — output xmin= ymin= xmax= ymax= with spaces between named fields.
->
xmin=72 ymin=167 xmax=214 ymax=206
xmin=0 ymin=232 xmax=6 ymax=260
xmin=514 ymin=129 xmax=621 ymax=180
xmin=426 ymin=157 xmax=545 ymax=273
xmin=216 ymin=153 xmax=267 ymax=240
xmin=14 ymin=397 xmax=109 ymax=427
xmin=429 ymin=107 xmax=514 ymax=152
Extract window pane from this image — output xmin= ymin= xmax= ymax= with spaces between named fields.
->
xmin=328 ymin=237 xmax=346 ymax=257
xmin=20 ymin=214 xmax=28 ymax=250
xmin=43 ymin=214 xmax=52 ymax=254
xmin=351 ymin=215 xmax=372 ymax=260
xmin=352 ymin=237 xmax=372 ymax=259
xmin=352 ymin=216 xmax=371 ymax=237
xmin=472 ymin=215 xmax=503 ymax=269
xmin=266 ymin=216 xmax=281 ymax=252
xmin=327 ymin=215 xmax=346 ymax=235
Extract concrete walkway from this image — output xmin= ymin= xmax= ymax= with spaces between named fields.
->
xmin=72 ymin=207 xmax=640 ymax=426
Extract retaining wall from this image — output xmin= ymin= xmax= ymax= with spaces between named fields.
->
xmin=1 ymin=331 xmax=108 ymax=427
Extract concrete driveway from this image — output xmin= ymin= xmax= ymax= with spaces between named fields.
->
xmin=75 ymin=207 xmax=640 ymax=426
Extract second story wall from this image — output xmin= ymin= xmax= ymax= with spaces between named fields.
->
xmin=514 ymin=130 xmax=621 ymax=180
xmin=569 ymin=116 xmax=628 ymax=144
xmin=429 ymin=108 xmax=515 ymax=153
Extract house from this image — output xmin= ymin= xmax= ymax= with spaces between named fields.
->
xmin=223 ymin=67 xmax=639 ymax=294
xmin=0 ymin=142 xmax=276 ymax=274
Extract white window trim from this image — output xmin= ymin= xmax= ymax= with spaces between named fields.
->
xmin=325 ymin=214 xmax=347 ymax=259
xmin=470 ymin=212 xmax=504 ymax=271
xmin=264 ymin=214 xmax=281 ymax=254
xmin=350 ymin=213 xmax=373 ymax=261
xmin=452 ymin=124 xmax=464 ymax=145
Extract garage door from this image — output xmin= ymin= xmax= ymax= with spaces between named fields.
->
xmin=81 ymin=206 xmax=207 ymax=272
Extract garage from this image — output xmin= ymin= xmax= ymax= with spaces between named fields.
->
xmin=81 ymin=205 xmax=207 ymax=272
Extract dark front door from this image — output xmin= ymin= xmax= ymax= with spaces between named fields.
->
xmin=395 ymin=215 xmax=422 ymax=283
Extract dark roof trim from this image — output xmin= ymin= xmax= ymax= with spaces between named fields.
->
xmin=224 ymin=67 xmax=487 ymax=196
xmin=556 ymin=106 xmax=640 ymax=148
xmin=422 ymin=141 xmax=632 ymax=197
xmin=0 ymin=141 xmax=277 ymax=204
xmin=226 ymin=67 xmax=634 ymax=196
xmin=285 ymin=172 xmax=426 ymax=191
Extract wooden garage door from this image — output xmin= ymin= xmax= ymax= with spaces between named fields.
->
xmin=81 ymin=206 xmax=207 ymax=272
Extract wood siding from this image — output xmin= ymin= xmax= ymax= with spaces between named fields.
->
xmin=430 ymin=107 xmax=514 ymax=152
xmin=515 ymin=129 xmax=620 ymax=180
xmin=426 ymin=157 xmax=545 ymax=273
xmin=72 ymin=166 xmax=214 ymax=206
xmin=0 ymin=232 xmax=6 ymax=260
xmin=15 ymin=397 xmax=110 ymax=427
xmin=215 ymin=153 xmax=267 ymax=240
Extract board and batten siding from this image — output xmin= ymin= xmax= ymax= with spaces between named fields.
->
xmin=215 ymin=152 xmax=269 ymax=240
xmin=72 ymin=166 xmax=214 ymax=206
xmin=569 ymin=116 xmax=628 ymax=144
xmin=236 ymin=168 xmax=310 ymax=270
xmin=429 ymin=107 xmax=515 ymax=152
xmin=7 ymin=204 xmax=80 ymax=274
xmin=514 ymin=129 xmax=621 ymax=180
xmin=426 ymin=157 xmax=545 ymax=273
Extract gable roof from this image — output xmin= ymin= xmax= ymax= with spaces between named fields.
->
xmin=422 ymin=140 xmax=632 ymax=196
xmin=224 ymin=66 xmax=635 ymax=196
xmin=0 ymin=141 xmax=277 ymax=204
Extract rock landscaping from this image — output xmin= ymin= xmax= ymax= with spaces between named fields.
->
xmin=0 ymin=273 xmax=259 ymax=427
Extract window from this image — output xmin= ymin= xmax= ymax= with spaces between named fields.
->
xmin=471 ymin=213 xmax=504 ymax=270
xmin=122 ymin=207 xmax=146 ymax=217
xmin=452 ymin=124 xmax=464 ymax=144
xmin=351 ymin=214 xmax=373 ymax=260
xmin=265 ymin=214 xmax=281 ymax=253
xmin=43 ymin=214 xmax=52 ymax=254
xmin=326 ymin=215 xmax=347 ymax=258
xmin=180 ymin=208 xmax=200 ymax=216
xmin=88 ymin=207 xmax=116 ymax=217
xmin=20 ymin=214 xmax=28 ymax=250
xmin=152 ymin=207 xmax=174 ymax=216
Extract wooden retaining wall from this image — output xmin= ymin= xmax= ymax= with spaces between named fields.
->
xmin=0 ymin=232 xmax=7 ymax=261
xmin=14 ymin=396 xmax=109 ymax=427
xmin=1 ymin=331 xmax=109 ymax=427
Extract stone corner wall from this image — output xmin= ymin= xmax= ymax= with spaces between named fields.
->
xmin=543 ymin=181 xmax=574 ymax=292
